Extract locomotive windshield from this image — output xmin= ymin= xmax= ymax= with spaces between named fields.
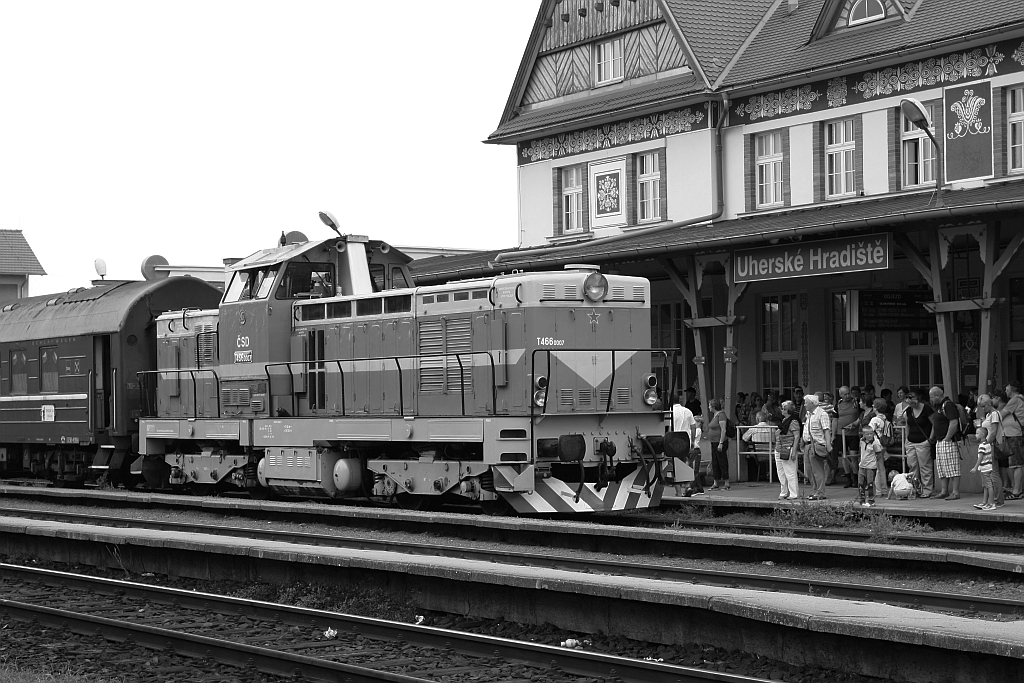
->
xmin=275 ymin=262 xmax=335 ymax=300
xmin=223 ymin=267 xmax=278 ymax=303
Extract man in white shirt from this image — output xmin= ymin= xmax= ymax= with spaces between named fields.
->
xmin=671 ymin=400 xmax=696 ymax=495
xmin=803 ymin=394 xmax=833 ymax=500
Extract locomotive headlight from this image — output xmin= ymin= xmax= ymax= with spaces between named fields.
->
xmin=533 ymin=375 xmax=548 ymax=407
xmin=583 ymin=272 xmax=608 ymax=302
xmin=642 ymin=373 xmax=657 ymax=389
xmin=643 ymin=388 xmax=659 ymax=405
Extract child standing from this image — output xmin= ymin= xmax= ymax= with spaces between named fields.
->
xmin=973 ymin=426 xmax=996 ymax=511
xmin=858 ymin=425 xmax=883 ymax=507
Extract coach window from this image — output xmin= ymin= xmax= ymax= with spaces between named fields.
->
xmin=40 ymin=347 xmax=59 ymax=393
xmin=276 ymin=262 xmax=335 ymax=300
xmin=9 ymin=350 xmax=27 ymax=395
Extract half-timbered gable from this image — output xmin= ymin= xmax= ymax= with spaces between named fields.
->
xmin=521 ymin=0 xmax=689 ymax=108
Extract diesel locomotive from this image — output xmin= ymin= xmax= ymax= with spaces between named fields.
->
xmin=1 ymin=223 xmax=690 ymax=513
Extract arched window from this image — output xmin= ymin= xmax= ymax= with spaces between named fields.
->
xmin=848 ymin=0 xmax=885 ymax=26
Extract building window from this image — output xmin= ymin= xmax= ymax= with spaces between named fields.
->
xmin=760 ymin=294 xmax=799 ymax=397
xmin=40 ymin=347 xmax=58 ymax=394
xmin=902 ymin=103 xmax=937 ymax=187
xmin=9 ymin=350 xmax=26 ymax=395
xmin=562 ymin=166 xmax=584 ymax=233
xmin=848 ymin=0 xmax=885 ymax=26
xmin=826 ymin=119 xmax=856 ymax=197
xmin=831 ymin=293 xmax=872 ymax=389
xmin=756 ymin=131 xmax=784 ymax=207
xmin=594 ymin=38 xmax=623 ymax=85
xmin=1010 ymin=278 xmax=1024 ymax=343
xmin=637 ymin=152 xmax=661 ymax=222
xmin=907 ymin=330 xmax=942 ymax=390
xmin=1010 ymin=87 xmax=1024 ymax=174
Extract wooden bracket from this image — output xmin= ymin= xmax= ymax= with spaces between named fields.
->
xmin=684 ymin=316 xmax=746 ymax=329
xmin=922 ymin=298 xmax=1004 ymax=313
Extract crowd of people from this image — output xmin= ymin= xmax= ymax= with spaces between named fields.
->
xmin=668 ymin=380 xmax=1024 ymax=510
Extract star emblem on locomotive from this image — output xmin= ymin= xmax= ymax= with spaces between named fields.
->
xmin=588 ymin=310 xmax=601 ymax=328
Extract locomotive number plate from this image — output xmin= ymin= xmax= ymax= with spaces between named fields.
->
xmin=536 ymin=337 xmax=566 ymax=346
xmin=234 ymin=350 xmax=253 ymax=363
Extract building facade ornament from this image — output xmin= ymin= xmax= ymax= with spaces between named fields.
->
xmin=518 ymin=106 xmax=707 ymax=164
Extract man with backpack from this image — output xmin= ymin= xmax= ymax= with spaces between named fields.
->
xmin=929 ymin=386 xmax=962 ymax=500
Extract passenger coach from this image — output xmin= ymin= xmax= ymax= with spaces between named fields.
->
xmin=0 ymin=278 xmax=221 ymax=485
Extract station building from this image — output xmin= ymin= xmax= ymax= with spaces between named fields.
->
xmin=412 ymin=0 xmax=1024 ymax=427
xmin=0 ymin=230 xmax=46 ymax=303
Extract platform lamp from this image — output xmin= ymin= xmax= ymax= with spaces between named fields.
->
xmin=900 ymin=97 xmax=944 ymax=208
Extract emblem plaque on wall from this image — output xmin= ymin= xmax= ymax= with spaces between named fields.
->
xmin=943 ymin=80 xmax=994 ymax=182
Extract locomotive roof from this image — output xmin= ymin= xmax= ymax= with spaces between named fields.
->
xmin=0 ymin=277 xmax=222 ymax=342
xmin=229 ymin=237 xmax=412 ymax=272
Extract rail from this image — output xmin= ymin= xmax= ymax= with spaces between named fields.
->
xmin=136 ymin=369 xmax=221 ymax=419
xmin=265 ymin=350 xmax=499 ymax=419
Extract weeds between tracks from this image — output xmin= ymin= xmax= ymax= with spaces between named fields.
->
xmin=669 ymin=499 xmax=929 ymax=544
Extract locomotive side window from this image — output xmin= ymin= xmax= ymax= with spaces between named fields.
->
xmin=9 ymin=351 xmax=27 ymax=395
xmin=276 ymin=262 xmax=335 ymax=300
xmin=327 ymin=301 xmax=352 ymax=319
xmin=40 ymin=347 xmax=59 ymax=393
xmin=391 ymin=267 xmax=409 ymax=289
xmin=369 ymin=264 xmax=386 ymax=293
xmin=357 ymin=298 xmax=383 ymax=316
xmin=384 ymin=295 xmax=411 ymax=314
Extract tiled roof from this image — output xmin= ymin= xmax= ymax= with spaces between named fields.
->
xmin=488 ymin=73 xmax=704 ymax=142
xmin=0 ymin=230 xmax=46 ymax=276
xmin=411 ymin=181 xmax=1024 ymax=283
xmin=662 ymin=0 xmax=776 ymax=85
xmin=722 ymin=0 xmax=1024 ymax=88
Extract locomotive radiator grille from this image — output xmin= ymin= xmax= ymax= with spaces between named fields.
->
xmin=223 ymin=388 xmax=251 ymax=406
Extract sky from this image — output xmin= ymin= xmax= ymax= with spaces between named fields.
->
xmin=0 ymin=1 xmax=539 ymax=295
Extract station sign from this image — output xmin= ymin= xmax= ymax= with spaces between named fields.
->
xmin=733 ymin=234 xmax=890 ymax=284
xmin=847 ymin=290 xmax=935 ymax=332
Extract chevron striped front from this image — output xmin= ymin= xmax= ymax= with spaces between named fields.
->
xmin=499 ymin=464 xmax=662 ymax=514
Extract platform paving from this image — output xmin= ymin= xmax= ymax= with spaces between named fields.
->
xmin=1 ymin=515 xmax=1023 ymax=663
xmin=666 ymin=480 xmax=1024 ymax=524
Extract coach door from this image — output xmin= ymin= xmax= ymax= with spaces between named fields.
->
xmin=93 ymin=335 xmax=112 ymax=430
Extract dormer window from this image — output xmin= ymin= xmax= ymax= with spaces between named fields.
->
xmin=594 ymin=38 xmax=623 ymax=86
xmin=848 ymin=0 xmax=885 ymax=26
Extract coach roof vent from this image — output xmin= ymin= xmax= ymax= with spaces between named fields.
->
xmin=563 ymin=264 xmax=600 ymax=272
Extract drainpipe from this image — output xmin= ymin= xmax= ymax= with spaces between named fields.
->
xmin=493 ymin=95 xmax=731 ymax=264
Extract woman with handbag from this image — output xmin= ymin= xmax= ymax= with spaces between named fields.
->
xmin=776 ymin=401 xmax=801 ymax=500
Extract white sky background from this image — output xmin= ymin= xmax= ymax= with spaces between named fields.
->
xmin=0 ymin=1 xmax=538 ymax=295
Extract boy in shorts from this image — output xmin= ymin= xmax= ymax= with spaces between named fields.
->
xmin=972 ymin=426 xmax=997 ymax=511
xmin=859 ymin=425 xmax=883 ymax=507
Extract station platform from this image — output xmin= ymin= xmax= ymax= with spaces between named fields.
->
xmin=664 ymin=480 xmax=1024 ymax=525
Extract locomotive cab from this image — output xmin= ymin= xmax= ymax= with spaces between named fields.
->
xmin=218 ymin=234 xmax=412 ymax=420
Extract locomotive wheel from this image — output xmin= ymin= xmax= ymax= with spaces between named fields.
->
xmin=480 ymin=497 xmax=513 ymax=517
xmin=395 ymin=493 xmax=441 ymax=511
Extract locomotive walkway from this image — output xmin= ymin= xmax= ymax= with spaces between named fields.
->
xmin=0 ymin=514 xmax=1021 ymax=682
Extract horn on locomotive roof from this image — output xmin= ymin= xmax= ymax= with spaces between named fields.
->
xmin=319 ymin=210 xmax=343 ymax=237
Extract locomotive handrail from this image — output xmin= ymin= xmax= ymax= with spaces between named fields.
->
xmin=111 ymin=368 xmax=117 ymax=433
xmin=264 ymin=350 xmax=498 ymax=418
xmin=136 ymin=369 xmax=221 ymax=420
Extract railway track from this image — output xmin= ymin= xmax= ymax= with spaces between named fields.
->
xmin=2 ymin=507 xmax=1022 ymax=619
xmin=622 ymin=514 xmax=1024 ymax=555
xmin=0 ymin=563 xmax=772 ymax=683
